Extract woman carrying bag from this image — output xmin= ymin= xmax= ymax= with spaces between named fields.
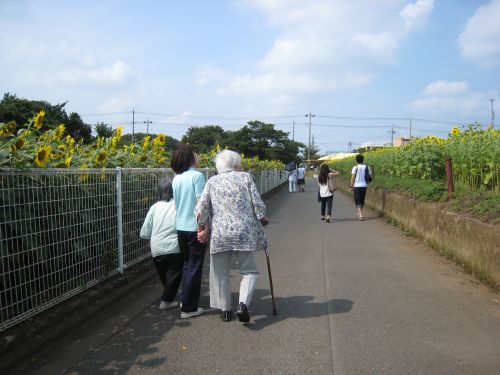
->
xmin=317 ymin=164 xmax=340 ymax=223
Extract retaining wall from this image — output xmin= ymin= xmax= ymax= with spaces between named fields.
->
xmin=336 ymin=177 xmax=500 ymax=287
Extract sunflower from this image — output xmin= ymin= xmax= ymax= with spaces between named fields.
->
xmin=34 ymin=145 xmax=52 ymax=167
xmin=54 ymin=124 xmax=65 ymax=141
xmin=11 ymin=137 xmax=26 ymax=152
xmin=0 ymin=121 xmax=17 ymax=136
xmin=155 ymin=133 xmax=166 ymax=145
xmin=64 ymin=156 xmax=72 ymax=168
xmin=142 ymin=136 xmax=151 ymax=151
xmin=115 ymin=127 xmax=123 ymax=138
xmin=33 ymin=110 xmax=45 ymax=129
xmin=96 ymin=151 xmax=108 ymax=163
xmin=451 ymin=127 xmax=460 ymax=136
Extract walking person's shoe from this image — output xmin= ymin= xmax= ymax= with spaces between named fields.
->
xmin=221 ymin=310 xmax=233 ymax=322
xmin=159 ymin=300 xmax=179 ymax=310
xmin=236 ymin=302 xmax=250 ymax=323
xmin=181 ymin=307 xmax=204 ymax=319
xmin=321 ymin=216 xmax=325 ymax=221
xmin=326 ymin=216 xmax=331 ymax=223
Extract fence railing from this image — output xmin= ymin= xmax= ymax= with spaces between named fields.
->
xmin=0 ymin=168 xmax=285 ymax=331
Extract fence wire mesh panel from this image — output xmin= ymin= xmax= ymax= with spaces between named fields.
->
xmin=0 ymin=167 xmax=285 ymax=331
xmin=121 ymin=169 xmax=173 ymax=268
xmin=0 ymin=169 xmax=118 ymax=331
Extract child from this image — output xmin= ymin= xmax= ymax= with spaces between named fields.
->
xmin=140 ymin=177 xmax=182 ymax=310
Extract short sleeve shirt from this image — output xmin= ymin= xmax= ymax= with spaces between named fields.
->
xmin=351 ymin=164 xmax=368 ymax=188
xmin=173 ymin=168 xmax=206 ymax=231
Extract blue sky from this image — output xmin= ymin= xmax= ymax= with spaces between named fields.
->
xmin=1 ymin=0 xmax=499 ymax=153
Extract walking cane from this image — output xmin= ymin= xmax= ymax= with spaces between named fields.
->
xmin=264 ymin=247 xmax=277 ymax=315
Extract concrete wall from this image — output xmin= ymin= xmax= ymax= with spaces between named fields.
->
xmin=336 ymin=177 xmax=500 ymax=288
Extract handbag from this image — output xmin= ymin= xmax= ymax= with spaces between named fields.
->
xmin=327 ymin=174 xmax=336 ymax=193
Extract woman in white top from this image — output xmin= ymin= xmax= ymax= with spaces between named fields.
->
xmin=317 ymin=164 xmax=340 ymax=223
xmin=349 ymin=154 xmax=368 ymax=221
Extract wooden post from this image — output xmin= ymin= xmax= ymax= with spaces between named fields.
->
xmin=445 ymin=159 xmax=454 ymax=195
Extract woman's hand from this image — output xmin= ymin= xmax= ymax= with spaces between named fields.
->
xmin=197 ymin=227 xmax=210 ymax=244
xmin=260 ymin=216 xmax=270 ymax=226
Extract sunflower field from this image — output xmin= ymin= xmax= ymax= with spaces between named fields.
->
xmin=329 ymin=125 xmax=499 ymax=220
xmin=0 ymin=111 xmax=284 ymax=172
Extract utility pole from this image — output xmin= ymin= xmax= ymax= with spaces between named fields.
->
xmin=409 ymin=118 xmax=412 ymax=142
xmin=292 ymin=121 xmax=295 ymax=141
xmin=144 ymin=118 xmax=153 ymax=135
xmin=488 ymin=92 xmax=497 ymax=127
xmin=388 ymin=125 xmax=396 ymax=147
xmin=305 ymin=112 xmax=315 ymax=160
xmin=132 ymin=108 xmax=135 ymax=144
xmin=348 ymin=141 xmax=352 ymax=152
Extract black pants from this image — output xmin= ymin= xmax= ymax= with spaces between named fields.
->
xmin=320 ymin=195 xmax=333 ymax=216
xmin=177 ymin=230 xmax=206 ymax=313
xmin=353 ymin=187 xmax=367 ymax=208
xmin=153 ymin=253 xmax=183 ymax=302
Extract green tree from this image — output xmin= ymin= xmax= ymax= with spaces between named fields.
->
xmin=181 ymin=125 xmax=226 ymax=153
xmin=302 ymin=144 xmax=321 ymax=160
xmin=94 ymin=122 xmax=114 ymax=138
xmin=223 ymin=121 xmax=303 ymax=162
xmin=0 ymin=93 xmax=92 ymax=143
xmin=66 ymin=112 xmax=92 ymax=143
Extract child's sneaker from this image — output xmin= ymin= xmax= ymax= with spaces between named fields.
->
xmin=180 ymin=307 xmax=204 ymax=319
xmin=159 ymin=300 xmax=179 ymax=311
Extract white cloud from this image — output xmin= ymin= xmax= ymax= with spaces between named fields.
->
xmin=458 ymin=0 xmax=500 ymax=67
xmin=422 ymin=80 xmax=468 ymax=96
xmin=411 ymin=80 xmax=484 ymax=114
xmin=3 ymin=40 xmax=131 ymax=87
xmin=400 ymin=0 xmax=434 ymax=31
xmin=218 ymin=0 xmax=435 ymax=104
xmin=98 ymin=97 xmax=136 ymax=112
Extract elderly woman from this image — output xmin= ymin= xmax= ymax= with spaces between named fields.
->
xmin=196 ymin=150 xmax=269 ymax=323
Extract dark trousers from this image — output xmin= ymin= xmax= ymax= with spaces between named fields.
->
xmin=153 ymin=253 xmax=183 ymax=302
xmin=177 ymin=230 xmax=206 ymax=312
xmin=353 ymin=187 xmax=367 ymax=208
xmin=320 ymin=195 xmax=333 ymax=216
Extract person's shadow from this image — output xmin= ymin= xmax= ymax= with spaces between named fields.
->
xmin=242 ymin=289 xmax=353 ymax=331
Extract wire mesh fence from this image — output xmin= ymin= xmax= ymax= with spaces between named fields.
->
xmin=0 ymin=168 xmax=285 ymax=331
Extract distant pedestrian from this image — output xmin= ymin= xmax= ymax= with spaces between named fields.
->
xmin=349 ymin=154 xmax=370 ymax=221
xmin=317 ymin=164 xmax=340 ymax=223
xmin=296 ymin=164 xmax=306 ymax=192
xmin=140 ymin=177 xmax=182 ymax=311
xmin=171 ymin=144 xmax=208 ymax=319
xmin=196 ymin=150 xmax=269 ymax=323
xmin=287 ymin=167 xmax=297 ymax=192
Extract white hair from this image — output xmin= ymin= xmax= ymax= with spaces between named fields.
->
xmin=214 ymin=150 xmax=242 ymax=173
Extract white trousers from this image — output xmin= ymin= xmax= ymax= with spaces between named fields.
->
xmin=210 ymin=251 xmax=260 ymax=311
xmin=289 ymin=179 xmax=297 ymax=192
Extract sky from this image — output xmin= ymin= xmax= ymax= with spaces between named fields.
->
xmin=1 ymin=0 xmax=499 ymax=153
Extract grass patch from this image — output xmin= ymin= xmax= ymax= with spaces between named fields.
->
xmin=366 ymin=175 xmax=499 ymax=224
xmin=370 ymin=175 xmax=447 ymax=201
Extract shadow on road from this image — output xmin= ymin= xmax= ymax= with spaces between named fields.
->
xmin=246 ymin=289 xmax=353 ymax=331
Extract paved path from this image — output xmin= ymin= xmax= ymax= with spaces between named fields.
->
xmin=12 ymin=179 xmax=500 ymax=374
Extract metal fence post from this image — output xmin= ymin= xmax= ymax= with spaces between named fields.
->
xmin=260 ymin=170 xmax=264 ymax=193
xmin=445 ymin=159 xmax=454 ymax=195
xmin=116 ymin=167 xmax=124 ymax=273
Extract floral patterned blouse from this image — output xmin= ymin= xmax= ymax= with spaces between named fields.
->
xmin=196 ymin=171 xmax=268 ymax=254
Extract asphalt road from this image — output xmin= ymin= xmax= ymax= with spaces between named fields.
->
xmin=12 ymin=179 xmax=500 ymax=374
